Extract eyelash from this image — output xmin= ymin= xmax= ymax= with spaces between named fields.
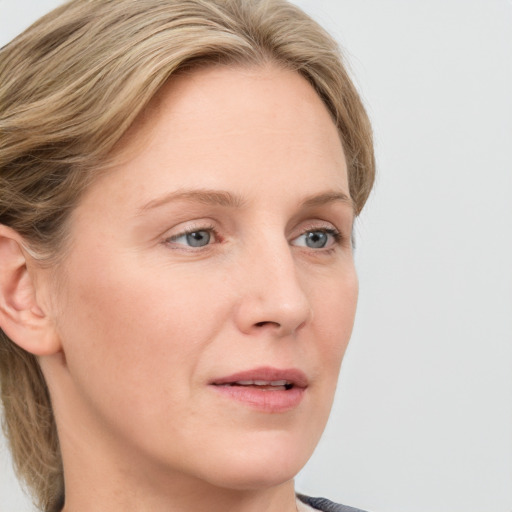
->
xmin=163 ymin=224 xmax=344 ymax=251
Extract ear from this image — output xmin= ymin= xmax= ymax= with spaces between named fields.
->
xmin=0 ymin=225 xmax=61 ymax=355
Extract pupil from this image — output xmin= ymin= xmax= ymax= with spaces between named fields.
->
xmin=186 ymin=231 xmax=210 ymax=247
xmin=306 ymin=231 xmax=327 ymax=248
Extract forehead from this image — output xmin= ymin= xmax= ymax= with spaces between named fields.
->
xmin=81 ymin=64 xmax=349 ymax=212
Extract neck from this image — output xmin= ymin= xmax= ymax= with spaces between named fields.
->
xmin=57 ymin=422 xmax=300 ymax=512
xmin=56 ymin=404 xmax=298 ymax=512
xmin=61 ymin=469 xmax=298 ymax=512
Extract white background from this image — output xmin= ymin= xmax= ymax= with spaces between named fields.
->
xmin=0 ymin=1 xmax=511 ymax=511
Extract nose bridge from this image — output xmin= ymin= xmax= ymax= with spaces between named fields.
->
xmin=235 ymin=232 xmax=311 ymax=335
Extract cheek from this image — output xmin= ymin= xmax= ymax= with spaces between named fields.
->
xmin=54 ymin=254 xmax=223 ymax=414
xmin=308 ymin=264 xmax=358 ymax=393
xmin=312 ymin=262 xmax=358 ymax=345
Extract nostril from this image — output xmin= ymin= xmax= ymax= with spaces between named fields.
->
xmin=255 ymin=321 xmax=280 ymax=328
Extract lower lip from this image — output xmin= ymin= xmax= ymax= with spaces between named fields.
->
xmin=210 ymin=385 xmax=306 ymax=413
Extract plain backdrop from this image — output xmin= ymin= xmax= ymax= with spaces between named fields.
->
xmin=0 ymin=1 xmax=511 ymax=511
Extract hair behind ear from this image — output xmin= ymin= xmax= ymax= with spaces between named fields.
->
xmin=0 ymin=226 xmax=64 ymax=511
xmin=0 ymin=332 xmax=64 ymax=512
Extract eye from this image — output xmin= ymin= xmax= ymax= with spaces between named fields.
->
xmin=167 ymin=229 xmax=214 ymax=248
xmin=291 ymin=229 xmax=340 ymax=249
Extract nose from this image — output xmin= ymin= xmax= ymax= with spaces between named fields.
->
xmin=233 ymin=239 xmax=312 ymax=338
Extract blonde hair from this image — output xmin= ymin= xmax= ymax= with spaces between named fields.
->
xmin=0 ymin=0 xmax=375 ymax=510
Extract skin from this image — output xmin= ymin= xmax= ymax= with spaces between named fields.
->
xmin=16 ymin=65 xmax=358 ymax=512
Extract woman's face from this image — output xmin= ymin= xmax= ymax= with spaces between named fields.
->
xmin=45 ymin=65 xmax=358 ymax=491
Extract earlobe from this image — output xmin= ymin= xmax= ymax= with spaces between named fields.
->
xmin=0 ymin=225 xmax=61 ymax=356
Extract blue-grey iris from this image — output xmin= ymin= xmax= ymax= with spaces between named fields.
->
xmin=305 ymin=231 xmax=327 ymax=248
xmin=187 ymin=231 xmax=211 ymax=247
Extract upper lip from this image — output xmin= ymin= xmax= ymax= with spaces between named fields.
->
xmin=210 ymin=366 xmax=308 ymax=388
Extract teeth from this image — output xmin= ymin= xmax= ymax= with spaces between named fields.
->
xmin=234 ymin=379 xmax=289 ymax=386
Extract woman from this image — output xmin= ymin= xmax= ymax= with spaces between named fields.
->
xmin=0 ymin=1 xmax=375 ymax=511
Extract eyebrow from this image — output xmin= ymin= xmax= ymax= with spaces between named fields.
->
xmin=138 ymin=188 xmax=353 ymax=214
xmin=138 ymin=189 xmax=247 ymax=213
xmin=300 ymin=191 xmax=354 ymax=210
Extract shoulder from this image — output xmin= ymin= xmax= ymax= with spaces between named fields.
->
xmin=297 ymin=493 xmax=370 ymax=512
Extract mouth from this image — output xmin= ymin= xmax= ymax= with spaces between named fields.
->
xmin=219 ymin=379 xmax=294 ymax=391
xmin=209 ymin=367 xmax=308 ymax=413
xmin=211 ymin=367 xmax=308 ymax=389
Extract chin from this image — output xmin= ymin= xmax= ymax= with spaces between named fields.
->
xmin=192 ymin=431 xmax=315 ymax=491
xmin=203 ymin=461 xmax=301 ymax=491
